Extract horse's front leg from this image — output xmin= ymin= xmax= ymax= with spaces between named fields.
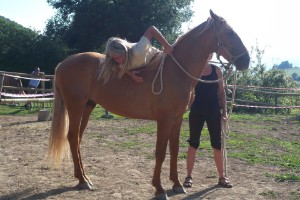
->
xmin=169 ymin=116 xmax=186 ymax=194
xmin=152 ymin=119 xmax=172 ymax=200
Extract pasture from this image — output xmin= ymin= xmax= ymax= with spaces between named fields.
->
xmin=0 ymin=105 xmax=299 ymax=200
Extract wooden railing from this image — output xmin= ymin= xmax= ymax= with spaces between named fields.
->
xmin=0 ymin=71 xmax=54 ymax=108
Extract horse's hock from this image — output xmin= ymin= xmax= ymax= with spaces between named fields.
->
xmin=38 ymin=109 xmax=51 ymax=121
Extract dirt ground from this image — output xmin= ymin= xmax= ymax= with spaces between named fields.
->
xmin=0 ymin=114 xmax=299 ymax=200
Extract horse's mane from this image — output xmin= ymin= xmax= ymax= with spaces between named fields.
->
xmin=173 ymin=17 xmax=213 ymax=47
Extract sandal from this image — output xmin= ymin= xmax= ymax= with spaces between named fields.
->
xmin=218 ymin=177 xmax=233 ymax=188
xmin=183 ymin=177 xmax=193 ymax=188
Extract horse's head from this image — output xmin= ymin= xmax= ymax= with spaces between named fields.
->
xmin=210 ymin=10 xmax=250 ymax=71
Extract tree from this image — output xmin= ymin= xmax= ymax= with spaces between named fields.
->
xmin=0 ymin=16 xmax=67 ymax=74
xmin=276 ymin=61 xmax=293 ymax=69
xmin=46 ymin=0 xmax=194 ymax=52
xmin=291 ymin=72 xmax=298 ymax=81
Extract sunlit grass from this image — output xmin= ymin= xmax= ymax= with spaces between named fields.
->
xmin=0 ymin=104 xmax=41 ymax=115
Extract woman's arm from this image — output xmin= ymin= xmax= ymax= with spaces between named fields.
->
xmin=143 ymin=26 xmax=173 ymax=55
xmin=126 ymin=71 xmax=143 ymax=83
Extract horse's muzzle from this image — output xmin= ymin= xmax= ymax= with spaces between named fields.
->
xmin=235 ymin=53 xmax=250 ymax=71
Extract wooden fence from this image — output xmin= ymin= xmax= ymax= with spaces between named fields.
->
xmin=227 ymin=85 xmax=300 ymax=113
xmin=0 ymin=71 xmax=54 ymax=109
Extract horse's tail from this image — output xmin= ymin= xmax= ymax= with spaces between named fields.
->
xmin=47 ymin=65 xmax=70 ymax=168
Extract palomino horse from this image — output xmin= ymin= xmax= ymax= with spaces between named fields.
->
xmin=48 ymin=10 xmax=250 ymax=200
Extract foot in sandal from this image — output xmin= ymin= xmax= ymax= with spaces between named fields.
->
xmin=183 ymin=177 xmax=193 ymax=188
xmin=218 ymin=177 xmax=233 ymax=188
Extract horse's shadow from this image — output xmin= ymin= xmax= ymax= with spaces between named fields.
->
xmin=0 ymin=186 xmax=76 ymax=200
xmin=180 ymin=185 xmax=221 ymax=200
xmin=1 ymin=185 xmax=221 ymax=200
xmin=149 ymin=185 xmax=221 ymax=200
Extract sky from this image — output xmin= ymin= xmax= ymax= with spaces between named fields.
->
xmin=0 ymin=0 xmax=299 ymax=69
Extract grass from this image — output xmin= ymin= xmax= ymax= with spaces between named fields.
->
xmin=0 ymin=104 xmax=41 ymax=115
xmin=259 ymin=190 xmax=280 ymax=198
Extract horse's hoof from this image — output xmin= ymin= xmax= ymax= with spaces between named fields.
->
xmin=155 ymin=193 xmax=169 ymax=200
xmin=173 ymin=186 xmax=186 ymax=194
xmin=87 ymin=180 xmax=93 ymax=186
xmin=75 ymin=182 xmax=93 ymax=190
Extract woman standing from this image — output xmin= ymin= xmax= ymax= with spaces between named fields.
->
xmin=183 ymin=53 xmax=232 ymax=188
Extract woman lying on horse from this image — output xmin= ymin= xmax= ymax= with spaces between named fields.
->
xmin=100 ymin=26 xmax=173 ymax=83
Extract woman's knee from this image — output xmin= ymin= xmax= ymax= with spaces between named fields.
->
xmin=211 ymin=141 xmax=221 ymax=150
xmin=187 ymin=139 xmax=200 ymax=149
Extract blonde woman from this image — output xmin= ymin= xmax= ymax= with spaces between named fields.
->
xmin=100 ymin=26 xmax=173 ymax=83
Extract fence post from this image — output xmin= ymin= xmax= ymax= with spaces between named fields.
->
xmin=0 ymin=74 xmax=4 ymax=101
xmin=274 ymin=95 xmax=278 ymax=114
xmin=41 ymin=74 xmax=46 ymax=109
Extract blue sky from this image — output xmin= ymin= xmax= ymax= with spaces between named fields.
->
xmin=1 ymin=0 xmax=299 ymax=68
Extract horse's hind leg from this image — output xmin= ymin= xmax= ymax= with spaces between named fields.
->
xmin=67 ymin=104 xmax=91 ymax=189
xmin=152 ymin=119 xmax=172 ymax=200
xmin=78 ymin=100 xmax=96 ymax=186
xmin=169 ymin=116 xmax=186 ymax=194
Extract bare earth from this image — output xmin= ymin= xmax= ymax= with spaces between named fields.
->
xmin=0 ymin=114 xmax=299 ymax=200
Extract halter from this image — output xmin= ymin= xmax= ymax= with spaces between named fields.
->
xmin=213 ymin=21 xmax=248 ymax=71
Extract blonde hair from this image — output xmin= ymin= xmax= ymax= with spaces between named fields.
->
xmin=99 ymin=37 xmax=134 ymax=83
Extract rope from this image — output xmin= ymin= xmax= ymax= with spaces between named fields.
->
xmin=151 ymin=54 xmax=233 ymax=94
xmin=221 ymin=70 xmax=238 ymax=177
xmin=0 ymin=92 xmax=54 ymax=98
xmin=151 ymin=54 xmax=166 ymax=94
xmin=2 ymin=73 xmax=51 ymax=81
xmin=232 ymin=104 xmax=300 ymax=109
xmin=227 ymin=84 xmax=300 ymax=91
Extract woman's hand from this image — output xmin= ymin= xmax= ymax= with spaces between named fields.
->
xmin=222 ymin=110 xmax=228 ymax=120
xmin=127 ymin=70 xmax=144 ymax=83
xmin=163 ymin=45 xmax=173 ymax=55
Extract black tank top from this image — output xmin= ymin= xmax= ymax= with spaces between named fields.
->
xmin=191 ymin=65 xmax=220 ymax=113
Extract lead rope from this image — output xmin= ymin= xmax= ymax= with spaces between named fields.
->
xmin=151 ymin=54 xmax=233 ymax=94
xmin=151 ymin=54 xmax=166 ymax=95
xmin=222 ymin=69 xmax=238 ymax=177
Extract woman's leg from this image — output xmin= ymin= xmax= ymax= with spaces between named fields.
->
xmin=186 ymin=146 xmax=197 ymax=178
xmin=213 ymin=148 xmax=224 ymax=178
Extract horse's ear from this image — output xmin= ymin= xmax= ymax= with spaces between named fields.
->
xmin=210 ymin=10 xmax=219 ymax=21
xmin=210 ymin=9 xmax=222 ymax=25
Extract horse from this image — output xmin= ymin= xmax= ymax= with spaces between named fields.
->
xmin=48 ymin=10 xmax=250 ymax=200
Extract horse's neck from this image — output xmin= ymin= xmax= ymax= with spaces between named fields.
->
xmin=171 ymin=25 xmax=216 ymax=85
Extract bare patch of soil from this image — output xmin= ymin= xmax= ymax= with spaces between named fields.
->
xmin=0 ymin=115 xmax=299 ymax=200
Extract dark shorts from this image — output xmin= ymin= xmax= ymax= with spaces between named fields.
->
xmin=187 ymin=108 xmax=221 ymax=150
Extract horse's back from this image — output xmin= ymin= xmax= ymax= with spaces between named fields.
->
xmin=54 ymin=52 xmax=104 ymax=103
xmin=56 ymin=52 xmax=103 ymax=73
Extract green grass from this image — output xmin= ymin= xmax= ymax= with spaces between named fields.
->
xmin=259 ymin=190 xmax=280 ymax=198
xmin=0 ymin=104 xmax=41 ymax=115
xmin=227 ymin=133 xmax=300 ymax=170
xmin=124 ymin=124 xmax=156 ymax=135
xmin=265 ymin=172 xmax=300 ymax=182
xmin=0 ymin=104 xmax=123 ymax=119
xmin=90 ymin=105 xmax=123 ymax=120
